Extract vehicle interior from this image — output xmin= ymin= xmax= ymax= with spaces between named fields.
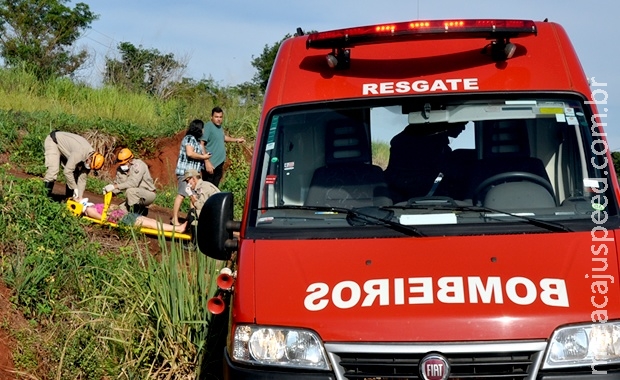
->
xmin=254 ymin=96 xmax=613 ymax=231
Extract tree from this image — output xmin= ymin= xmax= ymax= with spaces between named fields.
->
xmin=612 ymin=151 xmax=620 ymax=179
xmin=251 ymin=34 xmax=291 ymax=93
xmin=251 ymin=30 xmax=316 ymax=93
xmin=104 ymin=42 xmax=187 ymax=99
xmin=0 ymin=0 xmax=98 ymax=79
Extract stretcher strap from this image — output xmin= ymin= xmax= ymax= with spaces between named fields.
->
xmin=102 ymin=191 xmax=112 ymax=221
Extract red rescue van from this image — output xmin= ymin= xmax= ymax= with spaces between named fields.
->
xmin=197 ymin=19 xmax=620 ymax=379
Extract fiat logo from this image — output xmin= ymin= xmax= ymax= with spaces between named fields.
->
xmin=419 ymin=353 xmax=450 ymax=380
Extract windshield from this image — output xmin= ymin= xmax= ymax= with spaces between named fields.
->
xmin=248 ymin=95 xmax=618 ymax=237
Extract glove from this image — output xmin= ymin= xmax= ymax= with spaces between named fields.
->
xmin=185 ymin=185 xmax=194 ymax=196
xmin=103 ymin=184 xmax=115 ymax=194
xmin=72 ymin=189 xmax=79 ymax=200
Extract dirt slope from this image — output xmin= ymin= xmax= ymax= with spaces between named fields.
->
xmin=0 ymin=282 xmax=20 ymax=379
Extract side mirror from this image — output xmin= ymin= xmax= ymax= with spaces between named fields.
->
xmin=196 ymin=192 xmax=240 ymax=260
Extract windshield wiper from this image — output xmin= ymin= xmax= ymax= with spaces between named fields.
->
xmin=471 ymin=205 xmax=573 ymax=232
xmin=256 ymin=205 xmax=425 ymax=237
xmin=388 ymin=197 xmax=572 ymax=233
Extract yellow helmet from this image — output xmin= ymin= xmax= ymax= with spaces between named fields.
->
xmin=90 ymin=152 xmax=104 ymax=170
xmin=117 ymin=148 xmax=134 ymax=165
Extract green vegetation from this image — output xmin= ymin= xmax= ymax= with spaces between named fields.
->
xmin=372 ymin=140 xmax=390 ymax=170
xmin=0 ymin=3 xmax=269 ymax=376
xmin=0 ymin=166 xmax=225 ymax=378
xmin=0 ymin=67 xmax=258 ymax=215
xmin=0 ymin=0 xmax=98 ymax=80
xmin=104 ymin=41 xmax=185 ymax=99
xmin=0 ymin=64 xmax=255 ymax=378
xmin=251 ymin=34 xmax=292 ymax=93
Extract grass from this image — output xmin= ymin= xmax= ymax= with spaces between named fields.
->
xmin=0 ymin=71 xmax=184 ymax=134
xmin=0 ymin=66 xmax=252 ymax=379
xmin=0 ymin=169 xmax=226 ymax=378
xmin=373 ymin=140 xmax=390 ymax=169
xmin=0 ymin=66 xmax=255 ymax=214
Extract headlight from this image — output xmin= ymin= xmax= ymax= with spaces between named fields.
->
xmin=231 ymin=325 xmax=330 ymax=370
xmin=543 ymin=322 xmax=620 ymax=369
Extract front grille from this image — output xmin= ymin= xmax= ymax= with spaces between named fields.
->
xmin=326 ymin=342 xmax=545 ymax=380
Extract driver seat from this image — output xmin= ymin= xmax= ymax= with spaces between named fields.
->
xmin=468 ymin=120 xmax=556 ymax=208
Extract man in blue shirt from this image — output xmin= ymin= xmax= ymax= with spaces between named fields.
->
xmin=200 ymin=106 xmax=245 ymax=187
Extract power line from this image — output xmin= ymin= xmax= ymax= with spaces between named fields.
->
xmin=81 ymin=27 xmax=119 ymax=50
xmin=88 ymin=27 xmax=117 ymax=42
xmin=82 ymin=33 xmax=115 ymax=50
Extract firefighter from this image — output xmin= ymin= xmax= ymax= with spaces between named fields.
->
xmin=182 ymin=169 xmax=220 ymax=247
xmin=43 ymin=131 xmax=104 ymax=200
xmin=183 ymin=169 xmax=220 ymax=220
xmin=102 ymin=148 xmax=156 ymax=216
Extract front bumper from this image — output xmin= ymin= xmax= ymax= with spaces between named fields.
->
xmin=219 ymin=343 xmax=620 ymax=380
xmin=222 ymin=349 xmax=335 ymax=380
xmin=539 ymin=369 xmax=620 ymax=379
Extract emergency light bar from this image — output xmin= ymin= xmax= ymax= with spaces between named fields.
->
xmin=306 ymin=19 xmax=537 ymax=49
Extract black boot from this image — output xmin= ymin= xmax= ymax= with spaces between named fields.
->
xmin=139 ymin=198 xmax=149 ymax=216
xmin=186 ymin=208 xmax=197 ymax=233
xmin=44 ymin=181 xmax=54 ymax=198
xmin=130 ymin=204 xmax=148 ymax=217
xmin=129 ymin=199 xmax=149 ymax=217
xmin=65 ymin=184 xmax=72 ymax=199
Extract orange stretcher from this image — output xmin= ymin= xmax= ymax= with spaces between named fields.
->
xmin=67 ymin=191 xmax=192 ymax=240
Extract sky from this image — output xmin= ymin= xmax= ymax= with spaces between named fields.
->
xmin=76 ymin=0 xmax=619 ymax=149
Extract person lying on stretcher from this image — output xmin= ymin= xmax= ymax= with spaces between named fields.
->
xmin=81 ymin=200 xmax=188 ymax=233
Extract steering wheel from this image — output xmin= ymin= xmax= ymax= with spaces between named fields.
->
xmin=472 ymin=171 xmax=556 ymax=206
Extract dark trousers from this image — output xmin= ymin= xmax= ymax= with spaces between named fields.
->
xmin=202 ymin=162 xmax=224 ymax=188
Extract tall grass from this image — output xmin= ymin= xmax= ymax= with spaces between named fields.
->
xmin=0 ymin=68 xmax=186 ymax=135
xmin=0 ymin=65 xmax=254 ymax=378
xmin=0 ymin=66 xmax=259 ymax=214
xmin=140 ymin=239 xmax=222 ymax=378
xmin=0 ymin=169 xmax=225 ymax=378
xmin=372 ymin=139 xmax=390 ymax=170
